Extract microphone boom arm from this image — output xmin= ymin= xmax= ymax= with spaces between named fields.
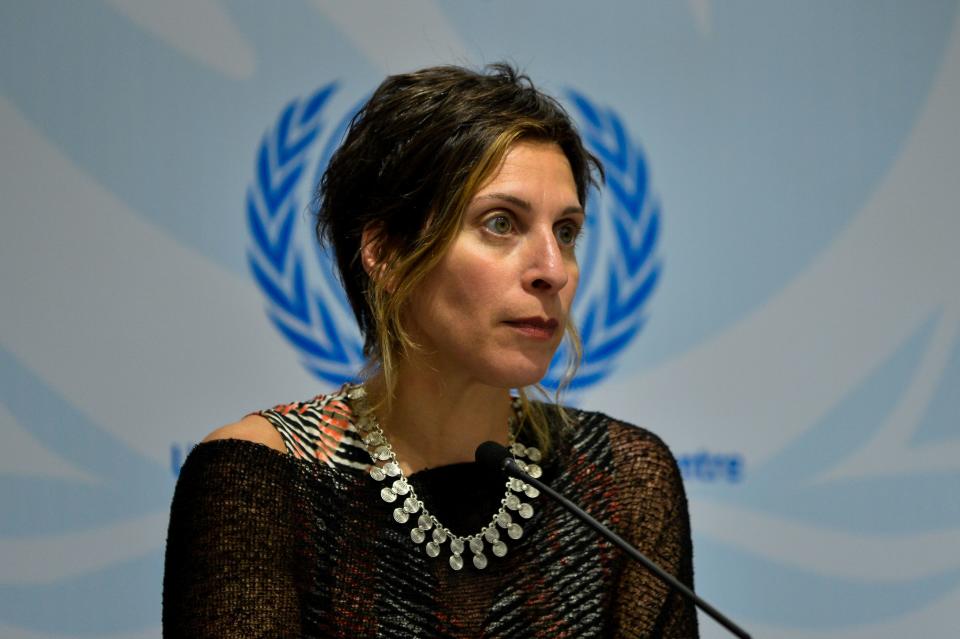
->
xmin=494 ymin=451 xmax=751 ymax=639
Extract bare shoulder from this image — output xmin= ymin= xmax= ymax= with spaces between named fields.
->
xmin=202 ymin=414 xmax=287 ymax=453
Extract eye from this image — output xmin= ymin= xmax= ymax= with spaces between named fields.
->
xmin=555 ymin=221 xmax=582 ymax=247
xmin=483 ymin=214 xmax=514 ymax=235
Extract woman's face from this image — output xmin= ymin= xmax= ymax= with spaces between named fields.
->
xmin=403 ymin=140 xmax=583 ymax=389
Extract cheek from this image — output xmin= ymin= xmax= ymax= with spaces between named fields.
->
xmin=415 ymin=259 xmax=494 ymax=326
xmin=443 ymin=278 xmax=498 ymax=324
xmin=440 ymin=254 xmax=504 ymax=307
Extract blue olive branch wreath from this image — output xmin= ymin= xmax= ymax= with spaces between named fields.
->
xmin=247 ymin=85 xmax=659 ymax=392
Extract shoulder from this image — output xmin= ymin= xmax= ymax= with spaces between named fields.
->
xmin=171 ymin=429 xmax=304 ymax=522
xmin=200 ymin=391 xmax=341 ymax=452
xmin=569 ymin=407 xmax=674 ymax=453
xmin=202 ymin=414 xmax=287 ymax=453
xmin=200 ymin=389 xmax=363 ymax=466
xmin=568 ymin=408 xmax=684 ymax=488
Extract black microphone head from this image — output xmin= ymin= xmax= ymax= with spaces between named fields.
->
xmin=475 ymin=441 xmax=511 ymax=473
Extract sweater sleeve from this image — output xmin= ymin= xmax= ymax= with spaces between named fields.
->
xmin=609 ymin=422 xmax=698 ymax=638
xmin=162 ymin=440 xmax=305 ymax=638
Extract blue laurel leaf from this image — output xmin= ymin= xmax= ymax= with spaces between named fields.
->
xmin=592 ymin=107 xmax=630 ymax=171
xmin=276 ymin=101 xmax=319 ymax=165
xmin=256 ymin=139 xmax=303 ymax=215
xmin=567 ymin=89 xmax=603 ymax=131
xmin=245 ymin=194 xmax=296 ymax=272
xmin=313 ymin=295 xmax=349 ymax=363
xmin=587 ymin=319 xmax=644 ymax=364
xmin=604 ymin=265 xmax=659 ymax=326
xmin=580 ymin=304 xmax=598 ymax=345
xmin=614 ymin=202 xmax=659 ymax=274
xmin=606 ymin=148 xmax=648 ymax=215
xmin=566 ymin=370 xmax=609 ymax=391
xmin=269 ymin=313 xmax=339 ymax=361
xmin=248 ymin=254 xmax=310 ymax=323
xmin=300 ymin=83 xmax=337 ymax=125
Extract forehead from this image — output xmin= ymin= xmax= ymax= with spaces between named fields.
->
xmin=472 ymin=141 xmax=578 ymax=197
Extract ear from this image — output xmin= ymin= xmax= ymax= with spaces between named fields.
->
xmin=361 ymin=224 xmax=393 ymax=291
xmin=360 ymin=224 xmax=383 ymax=277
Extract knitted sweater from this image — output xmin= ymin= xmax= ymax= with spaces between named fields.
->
xmin=163 ymin=392 xmax=698 ymax=638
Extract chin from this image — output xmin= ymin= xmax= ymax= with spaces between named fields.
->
xmin=489 ymin=358 xmax=553 ymax=389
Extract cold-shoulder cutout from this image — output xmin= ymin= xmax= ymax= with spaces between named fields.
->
xmin=202 ymin=414 xmax=287 ymax=453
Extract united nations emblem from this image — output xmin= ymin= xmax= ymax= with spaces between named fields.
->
xmin=246 ymin=82 xmax=660 ymax=392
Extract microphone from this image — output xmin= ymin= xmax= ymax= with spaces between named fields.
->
xmin=475 ymin=441 xmax=751 ymax=639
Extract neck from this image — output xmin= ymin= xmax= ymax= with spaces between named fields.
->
xmin=363 ymin=369 xmax=514 ymax=475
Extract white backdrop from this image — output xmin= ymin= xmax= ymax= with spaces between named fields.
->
xmin=2 ymin=2 xmax=959 ymax=637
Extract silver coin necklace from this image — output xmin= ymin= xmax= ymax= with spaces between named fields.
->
xmin=348 ymin=384 xmax=543 ymax=571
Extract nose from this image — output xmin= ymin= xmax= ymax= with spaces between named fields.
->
xmin=523 ymin=229 xmax=571 ymax=294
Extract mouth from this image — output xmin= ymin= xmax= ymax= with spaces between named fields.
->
xmin=503 ymin=317 xmax=560 ymax=340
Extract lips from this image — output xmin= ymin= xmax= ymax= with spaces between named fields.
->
xmin=504 ymin=317 xmax=560 ymax=340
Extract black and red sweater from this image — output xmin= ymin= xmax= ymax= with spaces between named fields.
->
xmin=163 ymin=392 xmax=697 ymax=638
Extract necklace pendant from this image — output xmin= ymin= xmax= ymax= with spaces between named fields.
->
xmin=383 ymin=461 xmax=401 ymax=477
xmin=417 ymin=514 xmax=433 ymax=530
xmin=469 ymin=537 xmax=488 ymax=570
xmin=449 ymin=553 xmax=464 ymax=571
xmin=392 ymin=478 xmax=410 ymax=495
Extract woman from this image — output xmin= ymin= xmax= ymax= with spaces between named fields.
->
xmin=164 ymin=64 xmax=697 ymax=638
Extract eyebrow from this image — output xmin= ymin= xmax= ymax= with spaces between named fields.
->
xmin=476 ymin=192 xmax=584 ymax=216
